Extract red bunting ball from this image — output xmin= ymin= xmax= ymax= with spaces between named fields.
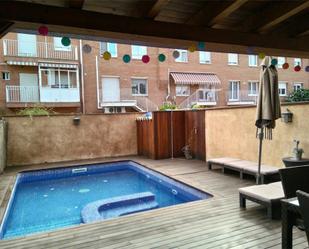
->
xmin=282 ymin=63 xmax=289 ymax=70
xmin=294 ymin=65 xmax=301 ymax=72
xmin=142 ymin=55 xmax=150 ymax=63
xmin=38 ymin=26 xmax=48 ymax=36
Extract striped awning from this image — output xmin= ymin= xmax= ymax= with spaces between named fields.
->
xmin=39 ymin=63 xmax=78 ymax=69
xmin=170 ymin=72 xmax=221 ymax=85
xmin=6 ymin=61 xmax=37 ymax=66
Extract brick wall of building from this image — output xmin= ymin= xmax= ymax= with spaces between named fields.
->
xmin=0 ymin=33 xmax=308 ymax=114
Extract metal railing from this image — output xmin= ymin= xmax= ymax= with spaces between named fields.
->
xmin=99 ymin=87 xmax=158 ymax=112
xmin=178 ymin=89 xmax=218 ymax=109
xmin=6 ymin=85 xmax=80 ymax=103
xmin=3 ymin=39 xmax=78 ymax=60
xmin=6 ymin=86 xmax=39 ymax=102
xmin=226 ymin=90 xmax=258 ymax=105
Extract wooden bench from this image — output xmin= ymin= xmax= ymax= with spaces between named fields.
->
xmin=239 ymin=182 xmax=284 ymax=219
xmin=207 ymin=157 xmax=280 ymax=183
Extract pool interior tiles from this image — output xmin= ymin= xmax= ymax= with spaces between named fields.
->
xmin=0 ymin=160 xmax=212 ymax=239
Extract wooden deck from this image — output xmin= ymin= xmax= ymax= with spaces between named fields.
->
xmin=0 ymin=157 xmax=307 ymax=249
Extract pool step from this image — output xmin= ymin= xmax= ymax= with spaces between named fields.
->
xmin=81 ymin=192 xmax=158 ymax=224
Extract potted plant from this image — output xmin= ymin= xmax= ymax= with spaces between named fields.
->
xmin=182 ymin=128 xmax=194 ymax=159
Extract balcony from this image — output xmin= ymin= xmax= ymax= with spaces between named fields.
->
xmin=3 ymin=39 xmax=78 ymax=61
xmin=6 ymin=85 xmax=80 ymax=105
xmin=178 ymin=89 xmax=218 ymax=109
xmin=99 ymin=88 xmax=158 ymax=112
xmin=226 ymin=90 xmax=258 ymax=105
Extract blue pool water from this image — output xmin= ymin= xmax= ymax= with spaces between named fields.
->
xmin=0 ymin=161 xmax=211 ymax=239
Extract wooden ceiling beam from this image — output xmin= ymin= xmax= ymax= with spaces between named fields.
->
xmin=0 ymin=1 xmax=308 ymax=57
xmin=240 ymin=1 xmax=309 ymax=33
xmin=0 ymin=20 xmax=14 ymax=38
xmin=208 ymin=0 xmax=248 ymax=27
xmin=271 ymin=13 xmax=309 ymax=38
xmin=147 ymin=0 xmax=170 ymax=19
xmin=186 ymin=0 xmax=248 ymax=26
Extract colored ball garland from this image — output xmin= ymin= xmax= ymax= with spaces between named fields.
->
xmin=123 ymin=54 xmax=131 ymax=63
xmin=282 ymin=63 xmax=289 ymax=69
xmin=271 ymin=58 xmax=278 ymax=66
xmin=142 ymin=55 xmax=150 ymax=63
xmin=82 ymin=44 xmax=92 ymax=54
xmin=188 ymin=44 xmax=197 ymax=53
xmin=61 ymin=37 xmax=71 ymax=46
xmin=103 ymin=51 xmax=111 ymax=60
xmin=38 ymin=26 xmax=48 ymax=36
xmin=258 ymin=52 xmax=265 ymax=59
xmin=305 ymin=66 xmax=309 ymax=72
xmin=294 ymin=65 xmax=301 ymax=72
xmin=158 ymin=53 xmax=166 ymax=62
xmin=172 ymin=50 xmax=180 ymax=59
xmin=198 ymin=42 xmax=205 ymax=50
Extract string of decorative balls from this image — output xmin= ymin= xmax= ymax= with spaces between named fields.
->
xmin=38 ymin=25 xmax=309 ymax=72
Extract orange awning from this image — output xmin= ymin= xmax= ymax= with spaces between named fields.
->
xmin=170 ymin=72 xmax=221 ymax=85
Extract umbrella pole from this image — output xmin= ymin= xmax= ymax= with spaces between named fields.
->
xmin=257 ymin=127 xmax=264 ymax=184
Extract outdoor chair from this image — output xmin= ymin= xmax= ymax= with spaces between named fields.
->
xmin=296 ymin=190 xmax=309 ymax=246
xmin=279 ymin=165 xmax=309 ymax=198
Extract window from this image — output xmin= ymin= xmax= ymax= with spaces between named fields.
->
xmin=175 ymin=49 xmax=188 ymax=63
xmin=2 ymin=72 xmax=10 ymax=80
xmin=279 ymin=82 xmax=287 ymax=96
xmin=229 ymin=81 xmax=240 ymax=100
xmin=293 ymin=82 xmax=303 ymax=91
xmin=248 ymin=55 xmax=257 ymax=67
xmin=54 ymin=37 xmax=71 ymax=51
xmin=176 ymin=85 xmax=190 ymax=96
xmin=277 ymin=57 xmax=285 ymax=68
xmin=228 ymin=53 xmax=238 ymax=65
xmin=132 ymin=78 xmax=147 ymax=95
xmin=100 ymin=42 xmax=117 ymax=57
xmin=131 ymin=45 xmax=147 ymax=59
xmin=294 ymin=58 xmax=302 ymax=67
xmin=248 ymin=81 xmax=259 ymax=96
xmin=199 ymin=51 xmax=211 ymax=64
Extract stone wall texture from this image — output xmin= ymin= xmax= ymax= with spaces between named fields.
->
xmin=205 ymin=103 xmax=309 ymax=167
xmin=6 ymin=113 xmax=140 ymax=166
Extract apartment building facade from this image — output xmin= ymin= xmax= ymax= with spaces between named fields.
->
xmin=0 ymin=33 xmax=81 ymax=113
xmin=0 ymin=33 xmax=308 ymax=114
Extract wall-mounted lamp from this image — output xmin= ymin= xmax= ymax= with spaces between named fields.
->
xmin=281 ymin=108 xmax=293 ymax=123
xmin=73 ymin=116 xmax=81 ymax=125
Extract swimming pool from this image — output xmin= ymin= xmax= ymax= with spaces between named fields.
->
xmin=0 ymin=160 xmax=212 ymax=239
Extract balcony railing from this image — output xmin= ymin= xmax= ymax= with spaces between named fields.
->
xmin=3 ymin=39 xmax=78 ymax=61
xmin=6 ymin=85 xmax=80 ymax=103
xmin=226 ymin=90 xmax=258 ymax=105
xmin=6 ymin=86 xmax=39 ymax=102
xmin=99 ymin=88 xmax=158 ymax=112
xmin=178 ymin=89 xmax=218 ymax=109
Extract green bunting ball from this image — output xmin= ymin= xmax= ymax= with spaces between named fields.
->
xmin=158 ymin=53 xmax=166 ymax=62
xmin=271 ymin=58 xmax=278 ymax=66
xmin=123 ymin=54 xmax=131 ymax=63
xmin=61 ymin=37 xmax=71 ymax=46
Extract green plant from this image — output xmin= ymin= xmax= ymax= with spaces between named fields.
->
xmin=17 ymin=105 xmax=55 ymax=117
xmin=159 ymin=102 xmax=177 ymax=111
xmin=191 ymin=104 xmax=203 ymax=109
xmin=287 ymin=89 xmax=309 ymax=102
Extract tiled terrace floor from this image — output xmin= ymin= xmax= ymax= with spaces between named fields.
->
xmin=0 ymin=157 xmax=307 ymax=249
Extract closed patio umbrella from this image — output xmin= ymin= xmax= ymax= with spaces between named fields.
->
xmin=255 ymin=56 xmax=281 ymax=184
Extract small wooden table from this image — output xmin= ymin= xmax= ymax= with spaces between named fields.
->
xmin=282 ymin=157 xmax=309 ymax=168
xmin=281 ymin=197 xmax=302 ymax=249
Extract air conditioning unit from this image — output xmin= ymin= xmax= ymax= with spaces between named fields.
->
xmin=104 ymin=107 xmax=126 ymax=113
